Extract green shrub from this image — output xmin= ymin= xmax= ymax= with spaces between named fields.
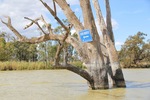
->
xmin=70 ymin=61 xmax=86 ymax=69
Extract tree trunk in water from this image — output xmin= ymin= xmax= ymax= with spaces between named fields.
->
xmin=85 ymin=62 xmax=109 ymax=89
xmin=1 ymin=0 xmax=126 ymax=90
xmin=92 ymin=0 xmax=126 ymax=87
xmin=104 ymin=35 xmax=126 ymax=87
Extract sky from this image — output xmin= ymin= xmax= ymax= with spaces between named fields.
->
xmin=0 ymin=0 xmax=150 ymax=50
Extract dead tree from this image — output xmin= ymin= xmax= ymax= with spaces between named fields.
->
xmin=1 ymin=0 xmax=126 ymax=89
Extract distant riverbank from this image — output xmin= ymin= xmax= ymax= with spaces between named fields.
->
xmin=0 ymin=61 xmax=149 ymax=71
xmin=120 ymin=63 xmax=150 ymax=68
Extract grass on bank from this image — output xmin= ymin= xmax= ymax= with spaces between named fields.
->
xmin=0 ymin=61 xmax=53 ymax=71
xmin=0 ymin=61 xmax=84 ymax=71
xmin=0 ymin=61 xmax=149 ymax=71
xmin=120 ymin=62 xmax=150 ymax=68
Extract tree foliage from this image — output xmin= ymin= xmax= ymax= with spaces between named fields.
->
xmin=0 ymin=32 xmax=38 ymax=61
xmin=119 ymin=32 xmax=150 ymax=68
xmin=0 ymin=37 xmax=7 ymax=61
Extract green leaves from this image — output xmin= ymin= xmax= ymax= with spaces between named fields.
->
xmin=119 ymin=32 xmax=150 ymax=68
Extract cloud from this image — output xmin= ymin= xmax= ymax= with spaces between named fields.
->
xmin=95 ymin=18 xmax=119 ymax=35
xmin=111 ymin=19 xmax=119 ymax=30
xmin=105 ymin=18 xmax=119 ymax=30
xmin=0 ymin=0 xmax=54 ymax=37
xmin=71 ymin=29 xmax=76 ymax=34
xmin=75 ymin=8 xmax=80 ymax=13
xmin=0 ymin=27 xmax=2 ymax=32
xmin=115 ymin=41 xmax=123 ymax=46
xmin=115 ymin=41 xmax=124 ymax=51
xmin=66 ymin=0 xmax=79 ymax=5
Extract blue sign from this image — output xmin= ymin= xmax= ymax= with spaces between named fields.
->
xmin=79 ymin=29 xmax=93 ymax=42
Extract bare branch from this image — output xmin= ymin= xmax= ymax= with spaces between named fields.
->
xmin=55 ymin=0 xmax=84 ymax=33
xmin=1 ymin=16 xmax=86 ymax=62
xmin=24 ymin=17 xmax=47 ymax=34
xmin=105 ymin=0 xmax=115 ymax=44
xmin=1 ymin=16 xmax=23 ymax=40
xmin=54 ymin=24 xmax=73 ymax=66
xmin=54 ymin=64 xmax=94 ymax=89
xmin=1 ymin=16 xmax=11 ymax=25
xmin=63 ymin=24 xmax=73 ymax=42
xmin=40 ymin=0 xmax=68 ymax=31
xmin=92 ymin=0 xmax=107 ymax=39
xmin=40 ymin=15 xmax=53 ymax=34
xmin=24 ymin=17 xmax=40 ymax=29
xmin=1 ymin=19 xmax=7 ymax=25
xmin=92 ymin=0 xmax=114 ymax=44
xmin=53 ymin=0 xmax=57 ymax=16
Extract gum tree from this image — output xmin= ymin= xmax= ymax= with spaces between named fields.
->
xmin=1 ymin=0 xmax=126 ymax=89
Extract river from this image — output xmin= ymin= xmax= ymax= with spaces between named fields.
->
xmin=0 ymin=69 xmax=150 ymax=100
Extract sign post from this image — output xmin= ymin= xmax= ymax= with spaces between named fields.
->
xmin=79 ymin=29 xmax=93 ymax=42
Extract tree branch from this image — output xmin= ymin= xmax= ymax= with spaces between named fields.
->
xmin=1 ymin=16 xmax=23 ymax=40
xmin=24 ymin=17 xmax=47 ymax=34
xmin=54 ymin=0 xmax=84 ymax=33
xmin=105 ymin=0 xmax=115 ymax=44
xmin=40 ymin=15 xmax=53 ymax=34
xmin=55 ymin=64 xmax=94 ymax=89
xmin=24 ymin=17 xmax=40 ymax=29
xmin=54 ymin=24 xmax=73 ymax=66
xmin=1 ymin=16 xmax=88 ymax=63
xmin=53 ymin=0 xmax=57 ymax=16
xmin=92 ymin=0 xmax=107 ymax=42
xmin=40 ymin=0 xmax=68 ymax=31
xmin=80 ymin=0 xmax=100 ymax=42
xmin=46 ymin=0 xmax=89 ymax=62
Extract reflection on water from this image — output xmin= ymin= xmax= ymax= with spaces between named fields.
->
xmin=79 ymin=88 xmax=126 ymax=100
xmin=126 ymin=81 xmax=150 ymax=88
xmin=0 ymin=69 xmax=150 ymax=100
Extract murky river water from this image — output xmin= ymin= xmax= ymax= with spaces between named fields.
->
xmin=0 ymin=69 xmax=150 ymax=100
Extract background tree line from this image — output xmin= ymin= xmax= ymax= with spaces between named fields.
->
xmin=0 ymin=31 xmax=149 ymax=68
xmin=0 ymin=30 xmax=79 ymax=64
xmin=0 ymin=32 xmax=38 ymax=61
xmin=119 ymin=32 xmax=150 ymax=68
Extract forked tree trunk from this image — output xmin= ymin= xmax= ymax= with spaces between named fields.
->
xmin=92 ymin=0 xmax=126 ymax=87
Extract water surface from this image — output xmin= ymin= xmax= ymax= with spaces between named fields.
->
xmin=0 ymin=69 xmax=150 ymax=100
